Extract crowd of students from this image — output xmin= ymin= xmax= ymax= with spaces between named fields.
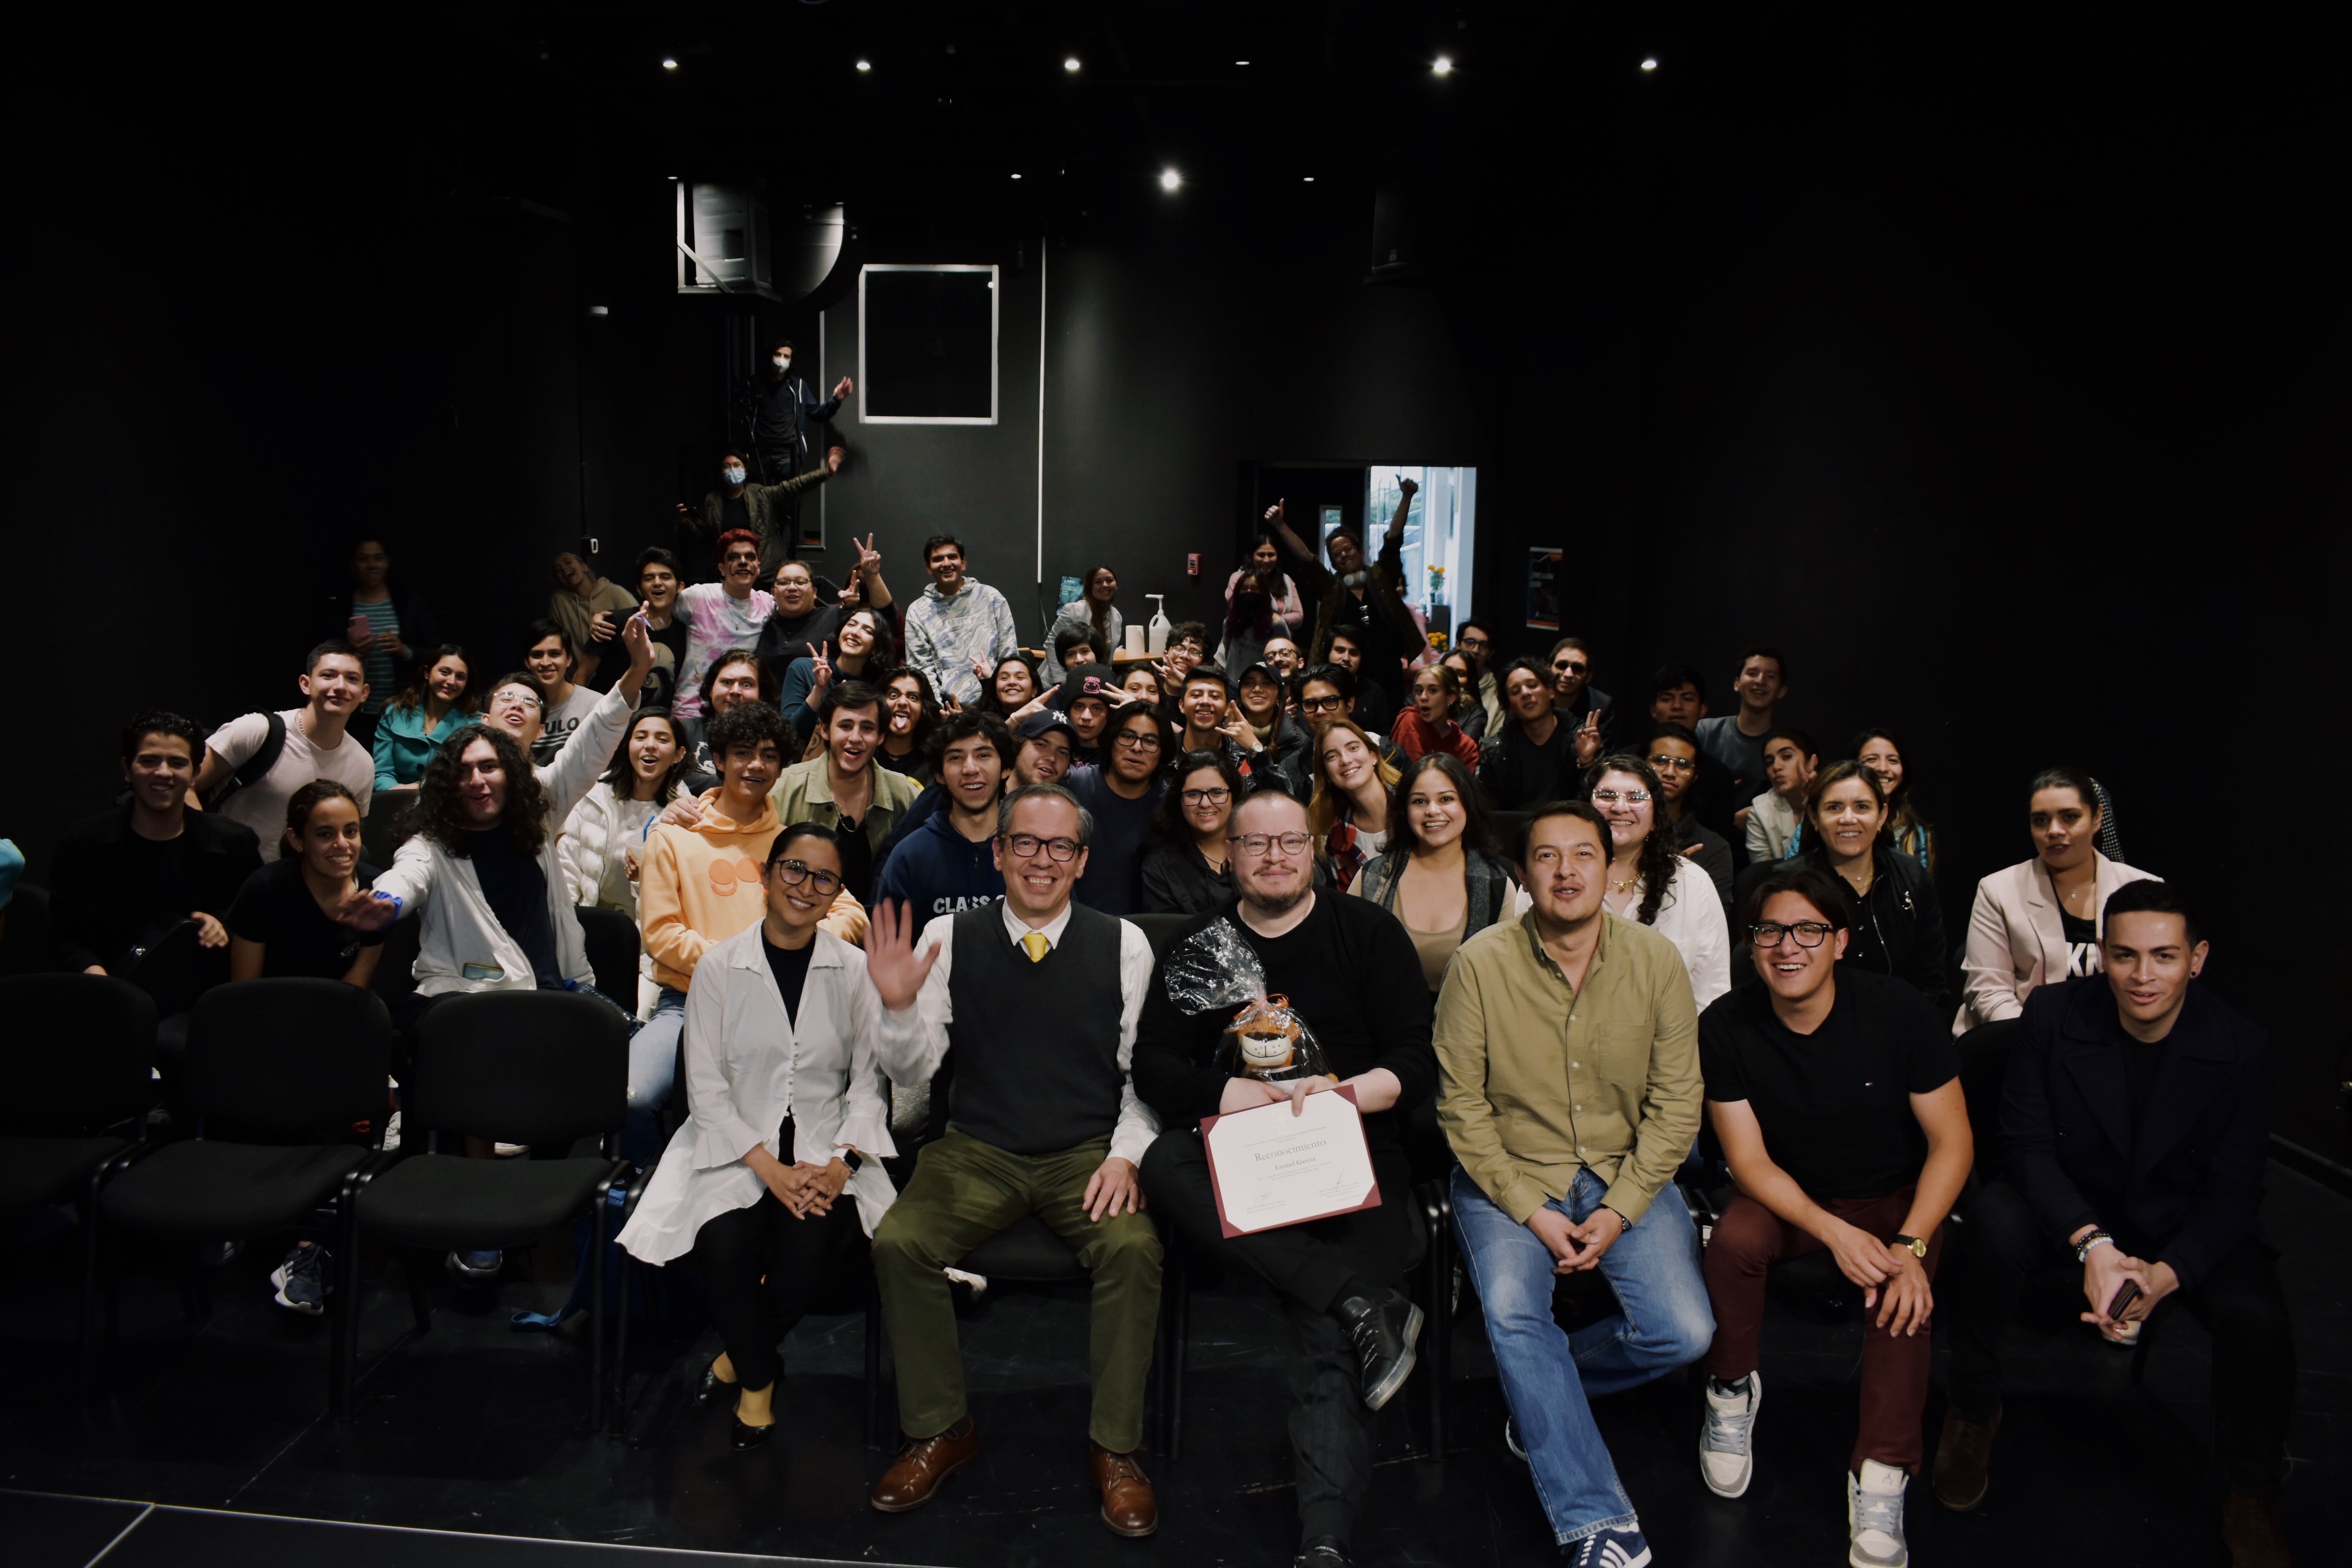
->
xmin=2 ymin=496 xmax=2294 ymax=1568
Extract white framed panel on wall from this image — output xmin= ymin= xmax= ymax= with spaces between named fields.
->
xmin=858 ymin=264 xmax=1000 ymax=425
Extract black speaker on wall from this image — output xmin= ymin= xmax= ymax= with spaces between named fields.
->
xmin=1369 ymin=185 xmax=1428 ymax=283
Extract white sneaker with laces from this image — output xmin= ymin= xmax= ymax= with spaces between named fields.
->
xmin=1847 ymin=1459 xmax=1909 ymax=1567
xmin=1700 ymin=1372 xmax=1761 ymax=1497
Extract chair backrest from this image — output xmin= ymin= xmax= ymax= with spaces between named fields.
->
xmin=183 ymin=978 xmax=394 ymax=1135
xmin=123 ymin=916 xmax=229 ymax=1018
xmin=1125 ymin=911 xmax=1191 ymax=967
xmin=0 ymin=974 xmax=157 ymax=1135
xmin=408 ymin=990 xmax=628 ymax=1148
xmin=573 ymin=905 xmax=642 ymax=1006
xmin=370 ymin=915 xmax=422 ymax=1005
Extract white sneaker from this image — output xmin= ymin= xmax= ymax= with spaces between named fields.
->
xmin=1700 ymin=1372 xmax=1761 ymax=1497
xmin=1847 ymin=1459 xmax=1909 ymax=1567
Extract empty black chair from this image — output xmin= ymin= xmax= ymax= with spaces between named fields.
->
xmin=0 ymin=975 xmax=157 ymax=1394
xmin=572 ymin=905 xmax=642 ymax=1007
xmin=346 ymin=989 xmax=629 ymax=1422
xmin=97 ymin=978 xmax=392 ymax=1402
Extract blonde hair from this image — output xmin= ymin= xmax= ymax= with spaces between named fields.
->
xmin=1308 ymin=717 xmax=1401 ymax=839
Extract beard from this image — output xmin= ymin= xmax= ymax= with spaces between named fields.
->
xmin=1243 ymin=882 xmax=1308 ymax=919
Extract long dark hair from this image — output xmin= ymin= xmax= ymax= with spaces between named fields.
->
xmin=1082 ymin=564 xmax=1117 ymax=653
xmin=1851 ymin=726 xmax=1931 ymax=869
xmin=414 ymin=724 xmax=551 ymax=857
xmin=1225 ymin=567 xmax=1275 ymax=641
xmin=880 ymin=665 xmax=942 ymax=755
xmin=1389 ymin=753 xmax=1498 ymax=860
xmin=1583 ymin=753 xmax=1678 ymax=926
xmin=599 ymin=706 xmax=688 ymax=805
xmin=1151 ymin=749 xmax=1244 ymax=850
xmin=977 ymin=653 xmax=1041 ymax=719
xmin=834 ymin=605 xmax=897 ymax=674
xmin=389 ymin=644 xmax=479 ymax=717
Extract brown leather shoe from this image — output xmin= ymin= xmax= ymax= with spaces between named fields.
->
xmin=1930 ymin=1405 xmax=2000 ymax=1511
xmin=870 ymin=1417 xmax=980 ymax=1512
xmin=2221 ymin=1488 xmax=2290 ymax=1568
xmin=1090 ymin=1441 xmax=1158 ymax=1537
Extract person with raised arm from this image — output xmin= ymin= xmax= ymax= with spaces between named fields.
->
xmin=1267 ymin=482 xmax=1423 ymax=714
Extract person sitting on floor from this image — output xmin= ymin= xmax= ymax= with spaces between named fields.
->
xmin=1935 ymin=880 xmax=2294 ymax=1567
xmin=1137 ymin=788 xmax=1437 ymax=1568
xmin=862 ymin=784 xmax=1165 ymax=1535
xmin=1436 ymin=799 xmax=1712 ymax=1568
xmin=1953 ymin=764 xmax=2156 ymax=1035
xmin=617 ymin=824 xmax=898 ymax=1450
xmin=1695 ymin=864 xmax=1973 ymax=1568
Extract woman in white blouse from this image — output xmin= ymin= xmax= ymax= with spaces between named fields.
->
xmin=617 ymin=824 xmax=898 ymax=1448
xmin=1585 ymin=754 xmax=1731 ymax=1011
xmin=1953 ymin=764 xmax=2155 ymax=1035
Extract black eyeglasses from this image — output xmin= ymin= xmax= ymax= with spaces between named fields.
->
xmin=1181 ymin=787 xmax=1232 ymax=805
xmin=1112 ymin=731 xmax=1162 ymax=751
xmin=773 ymin=859 xmax=844 ymax=896
xmin=1003 ymin=833 xmax=1082 ymax=861
xmin=1750 ymin=921 xmax=1835 ymax=948
xmin=1299 ymin=695 xmax=1345 ymax=713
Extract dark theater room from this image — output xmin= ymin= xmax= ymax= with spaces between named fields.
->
xmin=2 ymin=5 xmax=2346 ymax=1566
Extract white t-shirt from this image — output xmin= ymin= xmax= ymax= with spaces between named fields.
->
xmin=532 ymin=685 xmax=603 ymax=767
xmin=207 ymin=708 xmax=375 ymax=861
xmin=675 ymin=583 xmax=774 ymax=719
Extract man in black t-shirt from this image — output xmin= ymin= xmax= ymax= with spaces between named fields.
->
xmin=1695 ymin=865 xmax=1973 ymax=1568
xmin=1135 ymin=789 xmax=1437 ymax=1568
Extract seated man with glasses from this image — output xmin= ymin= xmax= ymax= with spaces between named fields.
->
xmin=1695 ymin=864 xmax=1974 ymax=1568
xmin=1436 ymin=799 xmax=1711 ymax=1568
xmin=1136 ymin=788 xmax=1438 ymax=1568
xmin=864 ymin=783 xmax=1164 ymax=1534
xmin=1063 ymin=700 xmax=1171 ymax=916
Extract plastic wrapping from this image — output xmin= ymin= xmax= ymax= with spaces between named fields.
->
xmin=1160 ymin=918 xmax=1338 ymax=1084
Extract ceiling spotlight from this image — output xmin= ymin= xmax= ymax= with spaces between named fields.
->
xmin=1641 ymin=58 xmax=1658 ymax=71
xmin=855 ymin=59 xmax=871 ymax=72
xmin=1302 ymin=175 xmax=1315 ymax=183
xmin=1064 ymin=56 xmax=1081 ymax=72
xmin=1160 ymin=169 xmax=1181 ymax=191
xmin=1011 ymin=172 xmax=1022 ymax=180
xmin=1431 ymin=56 xmax=1453 ymax=76
xmin=662 ymin=58 xmax=679 ymax=71
xmin=1236 ymin=60 xmax=1250 ymax=66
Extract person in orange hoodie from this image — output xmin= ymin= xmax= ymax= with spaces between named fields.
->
xmin=633 ymin=701 xmax=866 ymax=1147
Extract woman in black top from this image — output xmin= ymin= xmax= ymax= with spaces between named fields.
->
xmin=227 ymin=779 xmax=383 ymax=985
xmin=1798 ymin=761 xmax=1949 ymax=1012
xmin=1139 ymin=751 xmax=1243 ymax=915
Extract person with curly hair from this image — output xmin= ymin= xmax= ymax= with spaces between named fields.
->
xmin=1586 ymin=754 xmax=1730 ymax=1011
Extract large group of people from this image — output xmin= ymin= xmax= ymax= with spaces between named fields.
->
xmin=10 ymin=483 xmax=2296 ymax=1568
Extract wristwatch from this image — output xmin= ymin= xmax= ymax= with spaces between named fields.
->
xmin=2074 ymin=1229 xmax=2113 ymax=1263
xmin=1891 ymin=1234 xmax=1928 ymax=1260
xmin=831 ymin=1146 xmax=863 ymax=1173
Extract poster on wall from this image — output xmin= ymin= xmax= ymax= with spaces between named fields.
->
xmin=1525 ymin=547 xmax=1562 ymax=630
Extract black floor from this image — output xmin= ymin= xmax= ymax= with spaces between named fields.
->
xmin=4 ymin=1164 xmax=2345 ymax=1567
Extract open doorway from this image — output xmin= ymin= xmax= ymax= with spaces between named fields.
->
xmin=1242 ymin=461 xmax=1479 ymax=652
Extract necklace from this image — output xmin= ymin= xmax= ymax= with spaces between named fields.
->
xmin=1609 ymin=875 xmax=1640 ymax=894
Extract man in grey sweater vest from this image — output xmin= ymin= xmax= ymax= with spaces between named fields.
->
xmin=867 ymin=784 xmax=1164 ymax=1536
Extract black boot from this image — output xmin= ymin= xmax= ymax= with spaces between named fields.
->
xmin=1330 ymin=1288 xmax=1423 ymax=1411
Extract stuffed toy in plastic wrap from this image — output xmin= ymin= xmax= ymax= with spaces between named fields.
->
xmin=1161 ymin=918 xmax=1337 ymax=1085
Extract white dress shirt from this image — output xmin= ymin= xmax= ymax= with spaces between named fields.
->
xmin=875 ymin=900 xmax=1161 ymax=1167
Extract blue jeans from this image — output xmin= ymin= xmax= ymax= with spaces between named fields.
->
xmin=629 ymin=986 xmax=684 ymax=1110
xmin=1450 ymin=1165 xmax=1713 ymax=1544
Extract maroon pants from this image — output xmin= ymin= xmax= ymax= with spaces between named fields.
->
xmin=1702 ymin=1187 xmax=1945 ymax=1474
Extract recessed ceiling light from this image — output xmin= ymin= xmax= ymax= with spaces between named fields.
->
xmin=1641 ymin=58 xmax=1658 ymax=71
xmin=1064 ymin=56 xmax=1081 ymax=73
xmin=856 ymin=59 xmax=871 ymax=72
xmin=662 ymin=58 xmax=678 ymax=71
xmin=1303 ymin=176 xmax=1315 ymax=183
xmin=1160 ymin=169 xmax=1181 ymax=191
xmin=1011 ymin=172 xmax=1022 ymax=180
xmin=1431 ymin=56 xmax=1452 ymax=76
xmin=1236 ymin=60 xmax=1250 ymax=66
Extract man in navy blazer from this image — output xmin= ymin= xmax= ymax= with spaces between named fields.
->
xmin=1933 ymin=881 xmax=2293 ymax=1566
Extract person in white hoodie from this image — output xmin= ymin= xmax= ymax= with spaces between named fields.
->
xmin=560 ymin=706 xmax=689 ymax=1017
xmin=617 ymin=823 xmax=896 ymax=1449
xmin=901 ymin=534 xmax=1018 ymax=707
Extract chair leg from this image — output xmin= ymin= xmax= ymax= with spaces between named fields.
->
xmin=78 ymin=1172 xmax=107 ymax=1404
xmin=864 ymin=1268 xmax=886 ymax=1451
xmin=609 ymin=1258 xmax=633 ymax=1436
xmin=589 ymin=1194 xmax=608 ymax=1431
xmin=103 ymin=1228 xmax=123 ymax=1358
xmin=329 ymin=1196 xmax=364 ymax=1417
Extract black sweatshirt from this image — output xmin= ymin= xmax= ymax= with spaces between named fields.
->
xmin=1134 ymin=893 xmax=1438 ymax=1152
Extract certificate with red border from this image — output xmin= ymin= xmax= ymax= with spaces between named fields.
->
xmin=1200 ymin=1084 xmax=1383 ymax=1238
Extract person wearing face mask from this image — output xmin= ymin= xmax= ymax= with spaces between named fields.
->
xmin=372 ymin=644 xmax=478 ymax=794
xmin=676 ymin=446 xmax=844 ymax=586
xmin=1795 ymin=761 xmax=1949 ymax=1013
xmin=1584 ymin=755 xmax=1730 ymax=1011
xmin=1267 ymin=486 xmax=1423 ymax=714
xmin=746 ymin=336 xmax=853 ymax=492
xmin=548 ymin=551 xmax=639 ymax=691
xmin=1350 ymin=754 xmax=1518 ymax=993
xmin=1215 ymin=561 xmax=1290 ymax=681
xmin=195 ymin=641 xmax=377 ymax=863
xmin=1224 ymin=533 xmax=1305 ymax=632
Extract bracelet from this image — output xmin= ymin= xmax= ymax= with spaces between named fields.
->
xmin=2076 ymin=1231 xmax=2114 ymax=1263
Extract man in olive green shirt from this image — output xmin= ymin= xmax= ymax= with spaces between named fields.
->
xmin=1435 ymin=799 xmax=1711 ymax=1562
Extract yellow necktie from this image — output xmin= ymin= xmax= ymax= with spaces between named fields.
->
xmin=1020 ymin=931 xmax=1049 ymax=963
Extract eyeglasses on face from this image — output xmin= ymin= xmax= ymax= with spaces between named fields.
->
xmin=773 ymin=859 xmax=844 ymax=895
xmin=1648 ymin=754 xmax=1697 ymax=774
xmin=1750 ymin=920 xmax=1835 ymax=948
xmin=1590 ymin=788 xmax=1651 ymax=806
xmin=1181 ymin=787 xmax=1232 ymax=805
xmin=1229 ymin=830 xmax=1313 ymax=858
xmin=1003 ymin=833 xmax=1082 ymax=861
xmin=1553 ymin=660 xmax=1588 ymax=675
xmin=1112 ymin=731 xmax=1162 ymax=751
xmin=1299 ymin=695 xmax=1345 ymax=713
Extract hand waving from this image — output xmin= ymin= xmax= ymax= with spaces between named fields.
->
xmin=866 ymin=900 xmax=941 ymax=1012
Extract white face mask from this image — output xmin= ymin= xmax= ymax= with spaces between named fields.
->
xmin=773 ymin=356 xmax=790 ymax=372
xmin=721 ymin=465 xmax=746 ymax=485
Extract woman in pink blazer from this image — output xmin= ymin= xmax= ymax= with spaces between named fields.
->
xmin=1954 ymin=765 xmax=2154 ymax=1034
